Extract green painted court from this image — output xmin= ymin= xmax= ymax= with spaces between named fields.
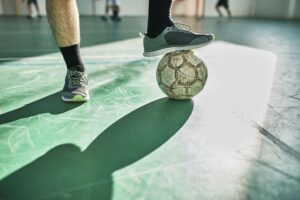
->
xmin=0 ymin=2 xmax=300 ymax=200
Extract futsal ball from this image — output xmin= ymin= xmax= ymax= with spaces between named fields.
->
xmin=156 ymin=50 xmax=208 ymax=100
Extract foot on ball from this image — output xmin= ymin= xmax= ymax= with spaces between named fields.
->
xmin=141 ymin=22 xmax=215 ymax=57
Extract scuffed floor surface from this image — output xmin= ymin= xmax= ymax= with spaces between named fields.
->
xmin=0 ymin=17 xmax=299 ymax=200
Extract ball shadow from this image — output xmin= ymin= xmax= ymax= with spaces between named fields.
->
xmin=0 ymin=98 xmax=194 ymax=200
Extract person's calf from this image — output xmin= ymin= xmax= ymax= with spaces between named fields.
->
xmin=147 ymin=0 xmax=174 ymax=38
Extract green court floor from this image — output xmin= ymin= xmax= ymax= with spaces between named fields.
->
xmin=0 ymin=17 xmax=299 ymax=200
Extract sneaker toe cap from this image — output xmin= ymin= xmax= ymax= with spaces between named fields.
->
xmin=62 ymin=89 xmax=88 ymax=99
xmin=192 ymin=34 xmax=215 ymax=45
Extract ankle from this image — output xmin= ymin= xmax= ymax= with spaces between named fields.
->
xmin=60 ymin=45 xmax=86 ymax=72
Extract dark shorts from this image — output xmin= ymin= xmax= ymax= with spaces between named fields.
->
xmin=27 ymin=0 xmax=38 ymax=6
xmin=217 ymin=0 xmax=229 ymax=9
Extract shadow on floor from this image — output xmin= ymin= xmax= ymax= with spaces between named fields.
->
xmin=0 ymin=91 xmax=84 ymax=125
xmin=0 ymin=97 xmax=194 ymax=200
xmin=0 ymin=59 xmax=154 ymax=126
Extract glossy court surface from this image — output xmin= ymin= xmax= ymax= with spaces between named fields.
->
xmin=0 ymin=17 xmax=299 ymax=200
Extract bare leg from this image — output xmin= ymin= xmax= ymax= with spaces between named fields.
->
xmin=34 ymin=2 xmax=41 ymax=17
xmin=101 ymin=2 xmax=110 ymax=20
xmin=215 ymin=5 xmax=222 ymax=17
xmin=226 ymin=8 xmax=232 ymax=18
xmin=113 ymin=5 xmax=120 ymax=15
xmin=46 ymin=0 xmax=88 ymax=102
xmin=27 ymin=4 xmax=32 ymax=18
xmin=105 ymin=5 xmax=110 ymax=15
xmin=112 ymin=5 xmax=121 ymax=21
xmin=46 ymin=0 xmax=80 ymax=47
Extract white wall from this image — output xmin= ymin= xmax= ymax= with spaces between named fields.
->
xmin=118 ymin=0 xmax=148 ymax=16
xmin=204 ymin=0 xmax=256 ymax=17
xmin=76 ymin=0 xmax=94 ymax=15
xmin=76 ymin=0 xmax=259 ymax=18
xmin=76 ymin=0 xmax=148 ymax=16
xmin=0 ymin=0 xmax=3 ymax=15
xmin=255 ymin=0 xmax=289 ymax=18
xmin=295 ymin=0 xmax=300 ymax=18
xmin=39 ymin=0 xmax=46 ymax=15
xmin=173 ymin=0 xmax=204 ymax=17
xmin=0 ymin=0 xmax=147 ymax=16
xmin=287 ymin=0 xmax=297 ymax=18
xmin=1 ymin=0 xmax=299 ymax=19
xmin=201 ymin=0 xmax=300 ymax=19
xmin=1 ymin=0 xmax=147 ymax=16
xmin=76 ymin=0 xmax=256 ymax=17
xmin=254 ymin=0 xmax=300 ymax=19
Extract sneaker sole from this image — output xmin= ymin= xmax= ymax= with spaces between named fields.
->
xmin=143 ymin=35 xmax=215 ymax=57
xmin=62 ymin=94 xmax=90 ymax=102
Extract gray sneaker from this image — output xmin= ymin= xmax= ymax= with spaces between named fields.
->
xmin=62 ymin=67 xmax=89 ymax=102
xmin=142 ymin=23 xmax=215 ymax=57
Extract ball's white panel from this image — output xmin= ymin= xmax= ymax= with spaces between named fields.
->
xmin=177 ymin=65 xmax=197 ymax=85
xmin=170 ymin=54 xmax=184 ymax=67
xmin=160 ymin=67 xmax=176 ymax=87
xmin=156 ymin=50 xmax=208 ymax=100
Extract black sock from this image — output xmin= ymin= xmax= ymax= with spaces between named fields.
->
xmin=59 ymin=44 xmax=85 ymax=72
xmin=147 ymin=0 xmax=174 ymax=38
xmin=113 ymin=10 xmax=118 ymax=18
xmin=112 ymin=6 xmax=118 ymax=18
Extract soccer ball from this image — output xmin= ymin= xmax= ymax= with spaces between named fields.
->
xmin=156 ymin=50 xmax=208 ymax=100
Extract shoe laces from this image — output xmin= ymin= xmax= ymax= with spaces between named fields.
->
xmin=172 ymin=21 xmax=192 ymax=32
xmin=68 ymin=70 xmax=87 ymax=87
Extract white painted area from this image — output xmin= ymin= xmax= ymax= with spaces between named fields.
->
xmin=112 ymin=40 xmax=277 ymax=199
xmin=0 ymin=38 xmax=278 ymax=198
xmin=197 ymin=42 xmax=276 ymax=124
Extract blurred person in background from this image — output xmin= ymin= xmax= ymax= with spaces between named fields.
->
xmin=101 ymin=0 xmax=121 ymax=21
xmin=215 ymin=0 xmax=232 ymax=18
xmin=23 ymin=0 xmax=42 ymax=19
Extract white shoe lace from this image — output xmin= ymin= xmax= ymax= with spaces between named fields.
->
xmin=172 ymin=21 xmax=192 ymax=32
xmin=139 ymin=22 xmax=193 ymax=38
xmin=68 ymin=70 xmax=87 ymax=87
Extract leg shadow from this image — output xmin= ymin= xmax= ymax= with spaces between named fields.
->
xmin=0 ymin=91 xmax=84 ymax=125
xmin=0 ymin=98 xmax=194 ymax=200
xmin=0 ymin=59 xmax=154 ymax=126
